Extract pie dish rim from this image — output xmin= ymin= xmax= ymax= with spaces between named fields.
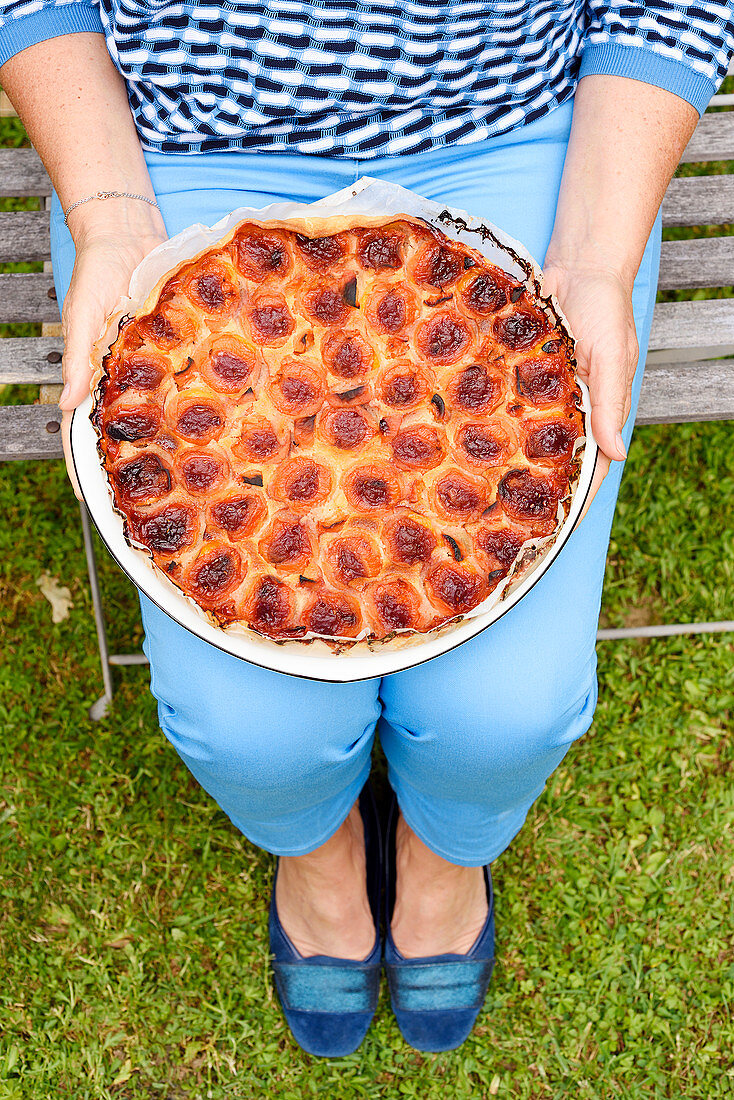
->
xmin=73 ymin=179 xmax=598 ymax=680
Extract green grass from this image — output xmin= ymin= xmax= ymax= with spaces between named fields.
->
xmin=1 ymin=109 xmax=733 ymax=1099
xmin=1 ymin=424 xmax=732 ymax=1099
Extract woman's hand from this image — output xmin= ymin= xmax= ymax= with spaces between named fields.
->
xmin=542 ymin=260 xmax=638 ymax=521
xmin=58 ymin=203 xmax=168 ymax=498
xmin=540 ymin=77 xmax=698 ymax=524
xmin=0 ymin=36 xmax=171 ymax=497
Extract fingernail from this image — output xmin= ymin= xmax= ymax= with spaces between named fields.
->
xmin=616 ymin=432 xmax=627 ymax=459
xmin=60 ymin=384 xmax=70 ymax=405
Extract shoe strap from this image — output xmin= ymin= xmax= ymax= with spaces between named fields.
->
xmin=385 ymin=958 xmax=494 ymax=1012
xmin=273 ymin=960 xmax=381 ymax=1014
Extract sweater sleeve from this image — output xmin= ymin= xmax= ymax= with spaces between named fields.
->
xmin=580 ymin=2 xmax=734 ymax=114
xmin=0 ymin=0 xmax=103 ymax=68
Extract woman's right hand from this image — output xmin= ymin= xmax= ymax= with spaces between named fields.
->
xmin=59 ymin=201 xmax=168 ymax=498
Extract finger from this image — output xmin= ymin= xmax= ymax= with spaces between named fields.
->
xmin=577 ymin=452 xmax=610 ymax=525
xmin=59 ymin=298 xmax=100 ymax=412
xmin=61 ymin=410 xmax=83 ymax=501
xmin=588 ymin=350 xmax=630 ymax=463
xmin=620 ymin=333 xmax=638 ymax=428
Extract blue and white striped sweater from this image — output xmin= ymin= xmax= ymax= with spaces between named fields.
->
xmin=1 ymin=0 xmax=733 ymax=158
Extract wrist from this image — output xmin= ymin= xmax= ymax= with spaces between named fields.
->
xmin=67 ymin=194 xmax=166 ymax=247
xmin=546 ymin=178 xmax=649 ymax=293
xmin=543 ymin=243 xmax=637 ymax=295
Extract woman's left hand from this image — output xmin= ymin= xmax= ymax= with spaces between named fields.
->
xmin=541 ymin=261 xmax=639 ymax=521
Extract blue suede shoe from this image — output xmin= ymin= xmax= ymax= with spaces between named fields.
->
xmin=269 ymin=782 xmax=382 ymax=1057
xmin=383 ymin=794 xmax=495 ymax=1053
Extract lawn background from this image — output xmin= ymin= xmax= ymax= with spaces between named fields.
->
xmin=1 ymin=98 xmax=733 ymax=1099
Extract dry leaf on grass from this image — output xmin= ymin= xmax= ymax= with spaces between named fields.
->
xmin=35 ymin=572 xmax=73 ymax=623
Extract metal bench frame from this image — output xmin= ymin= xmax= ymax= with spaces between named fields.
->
xmin=1 ymin=88 xmax=733 ymax=718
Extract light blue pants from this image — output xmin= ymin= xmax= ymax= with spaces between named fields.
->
xmin=50 ymin=100 xmax=661 ymax=865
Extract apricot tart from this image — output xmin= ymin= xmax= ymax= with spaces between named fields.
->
xmin=91 ymin=213 xmax=585 ymax=643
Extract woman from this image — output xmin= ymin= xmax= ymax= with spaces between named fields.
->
xmin=2 ymin=0 xmax=732 ymax=1057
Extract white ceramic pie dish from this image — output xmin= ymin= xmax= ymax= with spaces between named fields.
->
xmin=70 ymin=176 xmax=598 ymax=683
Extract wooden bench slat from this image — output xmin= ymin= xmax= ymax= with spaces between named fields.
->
xmin=0 ymin=149 xmax=51 ymax=197
xmin=0 ymin=113 xmax=730 ymax=208
xmin=0 ymin=337 xmax=64 ymax=383
xmin=1 ymin=299 xmax=733 ymax=373
xmin=658 ymin=235 xmax=734 ymax=289
xmin=662 ymin=174 xmax=734 ymax=227
xmin=0 ymin=90 xmax=16 ymax=119
xmin=680 ymin=113 xmax=734 ymax=162
xmin=648 ymin=297 xmax=734 ymax=352
xmin=1 ymin=332 xmax=732 ymax=406
xmin=4 ymin=357 xmax=732 ymax=461
xmin=636 ymin=359 xmax=734 ymax=424
xmin=0 ymin=273 xmax=59 ymax=323
xmin=0 ymin=211 xmax=50 ymax=262
xmin=0 ymin=176 xmax=728 ymax=262
xmin=1 ymin=222 xmax=731 ymax=287
xmin=0 ymin=403 xmax=63 ymax=459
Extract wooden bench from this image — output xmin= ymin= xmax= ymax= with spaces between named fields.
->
xmin=2 ymin=99 xmax=733 ymax=716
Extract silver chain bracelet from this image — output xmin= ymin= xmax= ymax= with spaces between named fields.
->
xmin=63 ymin=190 xmax=159 ymax=226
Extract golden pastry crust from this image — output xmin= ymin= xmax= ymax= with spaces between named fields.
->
xmin=91 ymin=212 xmax=584 ymax=643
